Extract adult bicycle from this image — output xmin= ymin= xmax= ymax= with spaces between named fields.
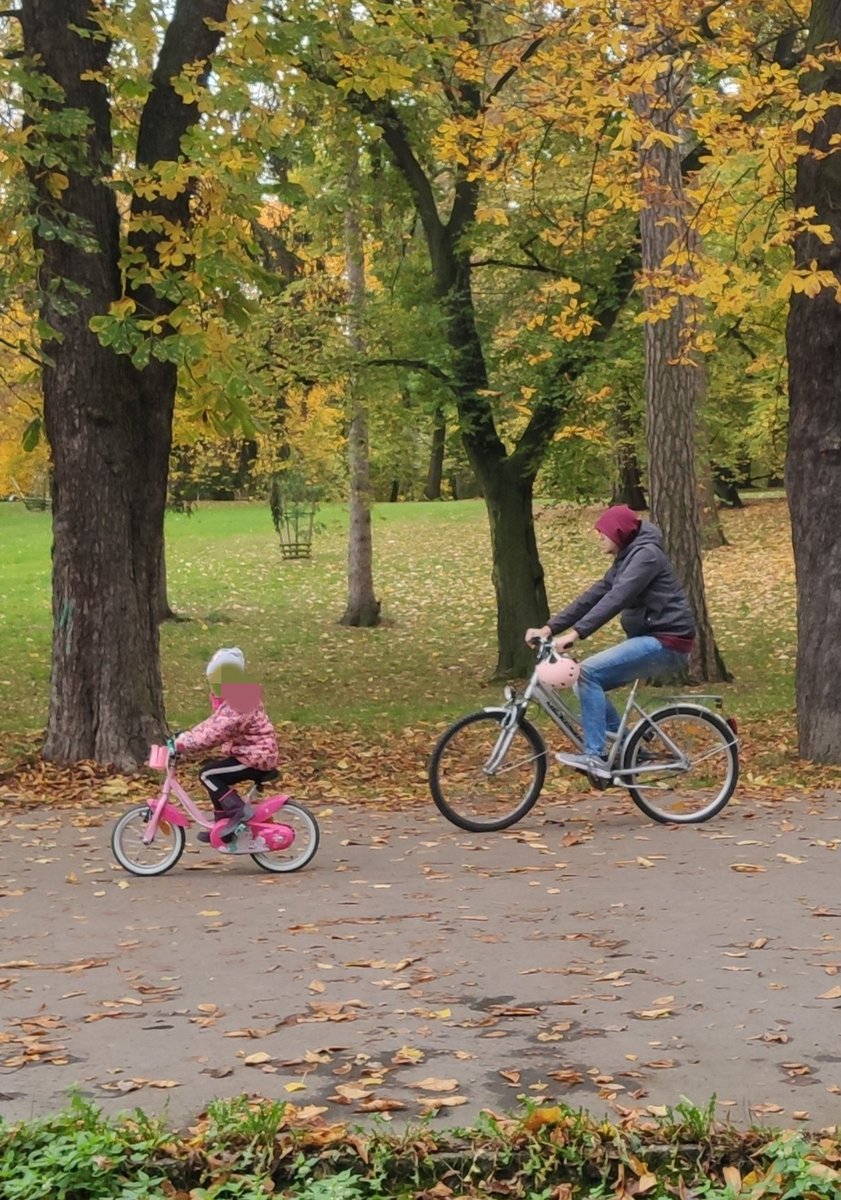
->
xmin=428 ymin=637 xmax=739 ymax=832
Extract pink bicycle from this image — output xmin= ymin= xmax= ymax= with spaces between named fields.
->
xmin=110 ymin=739 xmax=320 ymax=876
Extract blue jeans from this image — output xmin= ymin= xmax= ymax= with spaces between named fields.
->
xmin=576 ymin=637 xmax=690 ymax=757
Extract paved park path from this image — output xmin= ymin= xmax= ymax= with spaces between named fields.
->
xmin=1 ymin=783 xmax=840 ymax=1131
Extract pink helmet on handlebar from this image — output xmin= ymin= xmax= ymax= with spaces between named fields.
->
xmin=536 ymin=653 xmax=580 ymax=690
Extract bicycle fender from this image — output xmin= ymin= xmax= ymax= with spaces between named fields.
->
xmin=251 ymin=794 xmax=290 ymax=822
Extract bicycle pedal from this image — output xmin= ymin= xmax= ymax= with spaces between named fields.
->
xmin=587 ymin=772 xmax=614 ymax=791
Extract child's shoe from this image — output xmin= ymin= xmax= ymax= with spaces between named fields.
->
xmin=197 ymin=807 xmax=225 ymax=844
xmin=216 ymin=790 xmax=253 ymax=842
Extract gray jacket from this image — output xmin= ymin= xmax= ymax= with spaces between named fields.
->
xmin=547 ymin=521 xmax=696 ymax=642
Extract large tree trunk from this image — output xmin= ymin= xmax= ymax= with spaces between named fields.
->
xmin=339 ymin=160 xmax=380 ymax=628
xmin=20 ymin=0 xmax=227 ymax=765
xmin=635 ymin=68 xmax=729 ymax=683
xmin=786 ymin=0 xmax=841 ymax=761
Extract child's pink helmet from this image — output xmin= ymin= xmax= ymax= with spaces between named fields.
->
xmin=536 ymin=653 xmax=580 ymax=690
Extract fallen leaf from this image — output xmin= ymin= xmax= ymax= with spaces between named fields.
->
xmin=355 ymin=1097 xmax=408 ymax=1112
xmin=418 ymin=1095 xmax=467 ymax=1112
xmin=332 ymin=1083 xmax=371 ymax=1103
xmin=730 ymin=863 xmax=767 ymax=874
xmin=408 ymin=1077 xmax=459 ymax=1093
xmin=722 ymin=1166 xmax=741 ymax=1192
xmin=391 ymin=1046 xmax=425 ymax=1065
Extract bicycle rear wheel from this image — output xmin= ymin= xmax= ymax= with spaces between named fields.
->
xmin=250 ymin=801 xmax=320 ymax=873
xmin=111 ymin=805 xmax=186 ymax=876
xmin=428 ymin=710 xmax=547 ymax=832
xmin=622 ymin=704 xmax=738 ymax=824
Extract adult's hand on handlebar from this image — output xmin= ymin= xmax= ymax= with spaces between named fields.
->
xmin=524 ymin=625 xmax=552 ymax=646
xmin=553 ymin=630 xmax=579 ymax=652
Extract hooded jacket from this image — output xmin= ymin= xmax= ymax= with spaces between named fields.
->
xmin=547 ymin=519 xmax=696 ymax=643
xmin=175 ymin=699 xmax=279 ymax=770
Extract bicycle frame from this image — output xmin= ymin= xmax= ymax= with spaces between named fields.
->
xmin=142 ymin=765 xmax=271 ymax=844
xmin=488 ymin=658 xmax=697 ymax=785
xmin=142 ymin=767 xmax=213 ymax=843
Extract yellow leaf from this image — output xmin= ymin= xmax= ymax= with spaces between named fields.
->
xmin=391 ymin=1046 xmax=425 ymax=1064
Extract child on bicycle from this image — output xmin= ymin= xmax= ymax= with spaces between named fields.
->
xmin=524 ymin=504 xmax=695 ymax=778
xmin=174 ymin=647 xmax=279 ymax=842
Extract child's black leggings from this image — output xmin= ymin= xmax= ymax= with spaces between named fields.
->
xmin=198 ymin=757 xmax=258 ymax=808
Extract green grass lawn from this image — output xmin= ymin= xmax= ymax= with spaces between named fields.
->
xmin=0 ymin=494 xmax=796 ymax=749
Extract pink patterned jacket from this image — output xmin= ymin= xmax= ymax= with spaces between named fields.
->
xmin=175 ymin=700 xmax=279 ymax=770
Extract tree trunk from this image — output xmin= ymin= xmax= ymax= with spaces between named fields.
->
xmin=786 ymin=0 xmax=841 ymax=761
xmin=424 ymin=404 xmax=446 ymax=499
xmin=696 ymin=422 xmax=727 ymax=549
xmin=157 ymin=542 xmax=177 ymax=623
xmin=611 ymin=394 xmax=647 ymax=509
xmin=339 ymin=156 xmax=380 ymax=628
xmin=20 ymin=0 xmax=227 ymax=765
xmin=635 ymin=68 xmax=729 ymax=683
xmin=485 ymin=466 xmax=548 ymax=678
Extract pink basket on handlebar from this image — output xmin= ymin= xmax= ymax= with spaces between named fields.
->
xmin=148 ymin=744 xmax=169 ymax=770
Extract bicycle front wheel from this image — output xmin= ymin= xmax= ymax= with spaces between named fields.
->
xmin=622 ymin=704 xmax=739 ymax=824
xmin=111 ymin=805 xmax=186 ymax=876
xmin=428 ymin=710 xmax=548 ymax=832
xmin=251 ymin=801 xmax=320 ymax=873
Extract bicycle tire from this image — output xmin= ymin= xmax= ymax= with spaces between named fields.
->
xmin=250 ymin=801 xmax=320 ymax=873
xmin=622 ymin=704 xmax=739 ymax=824
xmin=111 ymin=804 xmax=186 ymax=876
xmin=428 ymin=709 xmax=548 ymax=832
